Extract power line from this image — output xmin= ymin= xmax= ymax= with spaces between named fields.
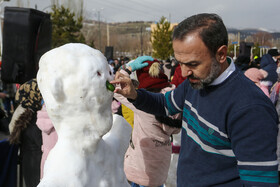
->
xmin=85 ymin=0 xmax=164 ymax=22
xmin=97 ymin=0 xmax=161 ymax=17
xmin=129 ymin=0 xmax=169 ymax=14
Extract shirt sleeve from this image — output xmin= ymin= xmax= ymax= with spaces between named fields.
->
xmin=132 ymin=89 xmax=167 ymax=116
xmin=132 ymin=80 xmax=188 ymax=116
xmin=229 ymin=104 xmax=279 ymax=186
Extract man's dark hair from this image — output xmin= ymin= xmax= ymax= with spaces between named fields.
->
xmin=173 ymin=13 xmax=228 ymax=56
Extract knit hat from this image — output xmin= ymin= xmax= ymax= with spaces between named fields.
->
xmin=15 ymin=78 xmax=42 ymax=112
xmin=136 ymin=59 xmax=169 ymax=89
xmin=268 ymin=49 xmax=279 ymax=57
xmin=244 ymin=68 xmax=268 ymax=83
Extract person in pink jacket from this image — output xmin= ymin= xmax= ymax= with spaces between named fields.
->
xmin=36 ymin=103 xmax=58 ymax=179
xmin=244 ymin=68 xmax=270 ymax=97
xmin=114 ymin=57 xmax=181 ymax=187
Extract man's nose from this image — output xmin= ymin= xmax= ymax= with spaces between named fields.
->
xmin=181 ymin=65 xmax=192 ymax=77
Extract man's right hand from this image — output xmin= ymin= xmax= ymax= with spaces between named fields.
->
xmin=110 ymin=71 xmax=138 ymax=100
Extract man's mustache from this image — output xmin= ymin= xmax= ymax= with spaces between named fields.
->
xmin=188 ymin=74 xmax=200 ymax=80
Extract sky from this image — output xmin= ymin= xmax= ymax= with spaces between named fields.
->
xmin=1 ymin=0 xmax=280 ymax=32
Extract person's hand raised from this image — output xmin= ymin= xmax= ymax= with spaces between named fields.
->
xmin=110 ymin=71 xmax=138 ymax=100
xmin=127 ymin=56 xmax=153 ymax=71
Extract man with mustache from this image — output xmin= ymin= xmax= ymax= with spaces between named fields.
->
xmin=111 ymin=13 xmax=278 ymax=187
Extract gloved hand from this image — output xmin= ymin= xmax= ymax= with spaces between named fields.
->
xmin=127 ymin=56 xmax=154 ymax=71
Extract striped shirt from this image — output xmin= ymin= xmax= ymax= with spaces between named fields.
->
xmin=132 ymin=62 xmax=279 ymax=186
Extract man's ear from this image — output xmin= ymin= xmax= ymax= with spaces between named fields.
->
xmin=216 ymin=45 xmax=228 ymax=64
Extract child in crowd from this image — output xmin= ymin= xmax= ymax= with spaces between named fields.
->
xmin=114 ymin=56 xmax=181 ymax=187
xmin=244 ymin=68 xmax=270 ymax=97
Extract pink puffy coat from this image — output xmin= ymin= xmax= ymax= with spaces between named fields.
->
xmin=36 ymin=105 xmax=58 ymax=179
xmin=114 ymin=70 xmax=181 ymax=186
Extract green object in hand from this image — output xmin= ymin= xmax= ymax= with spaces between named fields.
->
xmin=106 ymin=81 xmax=115 ymax=92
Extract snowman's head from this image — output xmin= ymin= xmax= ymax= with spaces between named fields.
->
xmin=37 ymin=43 xmax=114 ymax=135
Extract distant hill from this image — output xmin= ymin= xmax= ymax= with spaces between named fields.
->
xmin=81 ymin=20 xmax=280 ymax=54
xmin=227 ymin=28 xmax=280 ymax=40
xmin=84 ymin=20 xmax=280 ymax=38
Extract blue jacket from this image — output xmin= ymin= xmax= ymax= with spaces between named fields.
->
xmin=260 ymin=54 xmax=278 ymax=85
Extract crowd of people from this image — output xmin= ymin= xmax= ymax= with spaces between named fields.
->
xmin=0 ymin=12 xmax=280 ymax=187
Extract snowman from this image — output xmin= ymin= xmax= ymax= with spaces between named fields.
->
xmin=164 ymin=132 xmax=181 ymax=187
xmin=36 ymin=43 xmax=131 ymax=187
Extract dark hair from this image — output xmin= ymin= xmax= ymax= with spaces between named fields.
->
xmin=173 ymin=13 xmax=228 ymax=56
xmin=234 ymin=55 xmax=251 ymax=71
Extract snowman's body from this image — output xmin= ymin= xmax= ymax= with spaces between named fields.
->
xmin=37 ymin=43 xmax=131 ymax=187
xmin=165 ymin=132 xmax=181 ymax=187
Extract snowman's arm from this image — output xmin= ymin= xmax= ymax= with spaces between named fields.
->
xmin=103 ymin=114 xmax=132 ymax=155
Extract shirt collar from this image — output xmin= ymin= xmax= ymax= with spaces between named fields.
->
xmin=210 ymin=57 xmax=236 ymax=86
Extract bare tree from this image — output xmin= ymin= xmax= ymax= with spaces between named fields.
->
xmin=252 ymin=32 xmax=273 ymax=47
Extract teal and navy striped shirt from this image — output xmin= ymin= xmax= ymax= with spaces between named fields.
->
xmin=132 ymin=66 xmax=279 ymax=186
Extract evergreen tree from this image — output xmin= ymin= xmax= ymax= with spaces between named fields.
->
xmin=50 ymin=5 xmax=85 ymax=48
xmin=151 ymin=17 xmax=173 ymax=60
